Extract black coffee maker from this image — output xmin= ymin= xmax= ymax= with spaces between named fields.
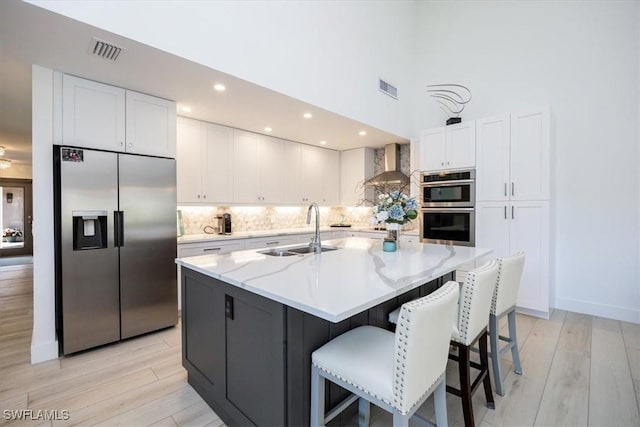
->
xmin=216 ymin=214 xmax=232 ymax=235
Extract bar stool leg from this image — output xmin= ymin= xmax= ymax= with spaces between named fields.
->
xmin=358 ymin=397 xmax=370 ymax=427
xmin=508 ymin=310 xmax=523 ymax=375
xmin=479 ymin=330 xmax=495 ymax=409
xmin=434 ymin=379 xmax=449 ymax=427
xmin=458 ymin=342 xmax=475 ymax=427
xmin=311 ymin=365 xmax=325 ymax=427
xmin=392 ymin=412 xmax=410 ymax=427
xmin=489 ymin=314 xmax=504 ymax=396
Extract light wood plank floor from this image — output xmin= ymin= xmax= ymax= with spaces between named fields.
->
xmin=1 ymin=264 xmax=639 ymax=426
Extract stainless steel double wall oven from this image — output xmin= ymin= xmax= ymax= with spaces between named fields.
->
xmin=420 ymin=169 xmax=475 ymax=246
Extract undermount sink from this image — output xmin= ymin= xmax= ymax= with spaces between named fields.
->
xmin=287 ymin=245 xmax=338 ymax=254
xmin=258 ymin=245 xmax=339 ymax=257
xmin=258 ymin=249 xmax=299 ymax=257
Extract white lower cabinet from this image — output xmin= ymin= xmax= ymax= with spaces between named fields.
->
xmin=244 ymin=235 xmax=308 ymax=250
xmin=476 ymin=200 xmax=550 ymax=316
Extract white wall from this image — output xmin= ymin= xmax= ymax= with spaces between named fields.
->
xmin=26 ymin=0 xmax=417 ymax=139
xmin=30 ymin=65 xmax=58 ymax=363
xmin=0 ymin=163 xmax=32 ymax=179
xmin=414 ymin=1 xmax=640 ymax=323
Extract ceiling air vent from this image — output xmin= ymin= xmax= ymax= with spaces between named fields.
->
xmin=378 ymin=78 xmax=398 ymax=99
xmin=88 ymin=37 xmax=125 ymax=61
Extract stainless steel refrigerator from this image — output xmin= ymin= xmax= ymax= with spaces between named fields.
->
xmin=54 ymin=146 xmax=177 ymax=355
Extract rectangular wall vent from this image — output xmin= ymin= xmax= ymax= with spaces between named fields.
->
xmin=378 ymin=78 xmax=398 ymax=99
xmin=88 ymin=37 xmax=125 ymax=61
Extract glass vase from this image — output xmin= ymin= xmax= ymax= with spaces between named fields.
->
xmin=385 ymin=222 xmax=401 ymax=247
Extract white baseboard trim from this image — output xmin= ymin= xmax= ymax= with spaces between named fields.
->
xmin=516 ymin=306 xmax=550 ymax=320
xmin=555 ymin=297 xmax=640 ymax=324
xmin=31 ymin=339 xmax=59 ymax=364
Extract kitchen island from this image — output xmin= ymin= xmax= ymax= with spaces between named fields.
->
xmin=176 ymin=237 xmax=491 ymax=427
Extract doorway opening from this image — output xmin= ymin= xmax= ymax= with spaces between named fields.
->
xmin=0 ymin=178 xmax=33 ymax=258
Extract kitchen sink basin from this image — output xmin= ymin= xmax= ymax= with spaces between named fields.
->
xmin=287 ymin=245 xmax=339 ymax=254
xmin=258 ymin=245 xmax=339 ymax=256
xmin=258 ymin=249 xmax=299 ymax=257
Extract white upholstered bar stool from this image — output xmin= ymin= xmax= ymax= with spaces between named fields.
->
xmin=448 ymin=260 xmax=499 ymax=427
xmin=489 ymin=251 xmax=525 ymax=396
xmin=310 ymin=281 xmax=460 ymax=427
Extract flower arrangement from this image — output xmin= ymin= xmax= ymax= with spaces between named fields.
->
xmin=370 ymin=191 xmax=418 ymax=226
xmin=2 ymin=228 xmax=23 ymax=238
xmin=2 ymin=228 xmax=23 ymax=242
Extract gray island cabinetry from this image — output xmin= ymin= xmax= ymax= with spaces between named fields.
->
xmin=177 ymin=238 xmax=491 ymax=426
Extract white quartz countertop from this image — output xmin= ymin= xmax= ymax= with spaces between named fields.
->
xmin=178 ymin=227 xmax=418 ymax=244
xmin=176 ymin=237 xmax=491 ymax=323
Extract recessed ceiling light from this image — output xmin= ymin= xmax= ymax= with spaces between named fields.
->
xmin=264 ymin=127 xmax=272 ymax=132
xmin=213 ymin=84 xmax=226 ymax=92
xmin=359 ymin=130 xmax=367 ymax=136
xmin=0 ymin=146 xmax=4 ymax=156
xmin=303 ymin=113 xmax=312 ymax=119
xmin=181 ymin=106 xmax=192 ymax=113
xmin=320 ymin=140 xmax=327 ymax=145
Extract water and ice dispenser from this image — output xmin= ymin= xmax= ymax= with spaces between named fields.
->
xmin=72 ymin=211 xmax=107 ymax=250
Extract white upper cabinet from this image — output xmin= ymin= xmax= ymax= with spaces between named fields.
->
xmin=419 ymin=121 xmax=475 ymax=171
xmin=176 ymin=117 xmax=233 ymax=204
xmin=62 ymin=74 xmax=125 ymax=151
xmin=340 ymin=148 xmax=374 ymax=206
xmin=232 ymin=130 xmax=284 ymax=203
xmin=476 ymin=109 xmax=549 ymax=202
xmin=125 ymin=90 xmax=176 ymax=158
xmin=300 ymin=144 xmax=324 ymax=204
xmin=203 ymin=122 xmax=233 ymax=203
xmin=321 ymin=149 xmax=340 ymax=206
xmin=232 ymin=130 xmax=261 ymax=203
xmin=476 ymin=115 xmax=511 ymax=201
xmin=62 ymin=74 xmax=176 ymax=158
xmin=419 ymin=128 xmax=446 ymax=171
xmin=176 ymin=117 xmax=205 ymax=203
xmin=258 ymin=134 xmax=285 ymax=203
xmin=510 ymin=109 xmax=550 ymax=201
xmin=283 ymin=142 xmax=303 ymax=204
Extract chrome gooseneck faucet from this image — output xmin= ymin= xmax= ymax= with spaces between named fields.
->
xmin=306 ymin=202 xmax=322 ymax=254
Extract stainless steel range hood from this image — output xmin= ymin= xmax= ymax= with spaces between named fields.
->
xmin=365 ymin=143 xmax=410 ymax=186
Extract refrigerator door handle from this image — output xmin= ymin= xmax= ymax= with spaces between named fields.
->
xmin=114 ymin=211 xmax=125 ymax=247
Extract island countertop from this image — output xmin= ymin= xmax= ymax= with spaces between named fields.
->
xmin=176 ymin=237 xmax=492 ymax=323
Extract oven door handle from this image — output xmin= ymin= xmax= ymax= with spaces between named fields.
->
xmin=421 ymin=179 xmax=475 ymax=187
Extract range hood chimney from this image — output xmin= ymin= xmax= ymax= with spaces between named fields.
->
xmin=365 ymin=143 xmax=410 ymax=186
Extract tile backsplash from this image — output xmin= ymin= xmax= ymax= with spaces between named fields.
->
xmin=178 ymin=205 xmax=416 ymax=235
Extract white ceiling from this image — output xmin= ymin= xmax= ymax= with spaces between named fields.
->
xmin=0 ymin=1 xmax=407 ymax=166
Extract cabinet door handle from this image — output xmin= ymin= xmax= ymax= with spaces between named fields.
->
xmin=225 ymin=295 xmax=234 ymax=320
xmin=127 ymin=142 xmax=133 ymax=148
xmin=441 ymin=162 xmax=444 ymax=166
xmin=265 ymin=241 xmax=280 ymax=245
xmin=197 ymin=194 xmax=200 ymax=199
xmin=511 ymin=182 xmax=515 ymax=197
xmin=203 ymin=195 xmax=206 ymax=199
xmin=504 ymin=206 xmax=507 ymax=219
xmin=512 ymin=206 xmax=515 ymax=219
xmin=504 ymin=183 xmax=507 ymax=197
xmin=204 ymin=247 xmax=221 ymax=252
xmin=119 ymin=141 xmax=124 ymax=147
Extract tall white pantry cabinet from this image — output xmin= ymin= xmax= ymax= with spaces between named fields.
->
xmin=475 ymin=109 xmax=551 ymax=318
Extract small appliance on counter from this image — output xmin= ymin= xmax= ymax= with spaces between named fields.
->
xmin=216 ymin=214 xmax=232 ymax=235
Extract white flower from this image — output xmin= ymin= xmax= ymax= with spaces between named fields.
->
xmin=376 ymin=211 xmax=389 ymax=222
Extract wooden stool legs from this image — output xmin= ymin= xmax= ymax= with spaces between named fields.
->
xmin=447 ymin=329 xmax=495 ymax=427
